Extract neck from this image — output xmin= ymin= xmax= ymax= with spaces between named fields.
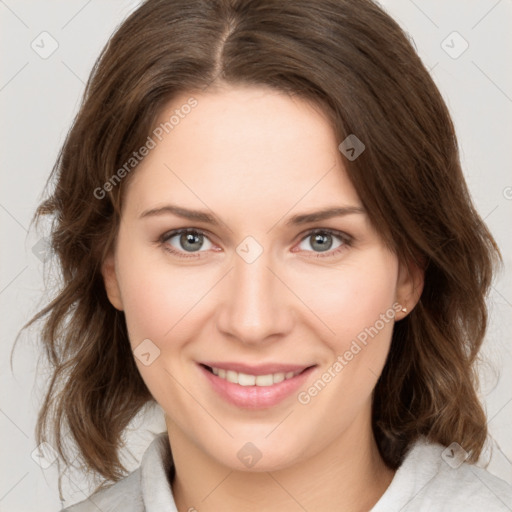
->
xmin=166 ymin=408 xmax=395 ymax=512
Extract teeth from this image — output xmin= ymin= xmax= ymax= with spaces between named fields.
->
xmin=255 ymin=374 xmax=273 ymax=386
xmin=273 ymin=373 xmax=285 ymax=384
xmin=226 ymin=370 xmax=238 ymax=383
xmin=238 ymin=373 xmax=255 ymax=385
xmin=210 ymin=366 xmax=302 ymax=386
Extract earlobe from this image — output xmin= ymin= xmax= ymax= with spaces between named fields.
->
xmin=395 ymin=258 xmax=424 ymax=320
xmin=101 ymin=253 xmax=124 ymax=311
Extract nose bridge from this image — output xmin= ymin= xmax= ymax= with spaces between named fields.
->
xmin=216 ymin=241 xmax=292 ymax=344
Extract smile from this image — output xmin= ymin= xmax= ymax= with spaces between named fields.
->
xmin=209 ymin=366 xmax=303 ymax=387
xmin=198 ymin=362 xmax=316 ymax=409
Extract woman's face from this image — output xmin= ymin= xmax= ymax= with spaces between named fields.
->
xmin=103 ymin=85 xmax=420 ymax=471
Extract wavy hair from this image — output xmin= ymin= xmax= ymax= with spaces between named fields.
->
xmin=18 ymin=0 xmax=501 ymax=497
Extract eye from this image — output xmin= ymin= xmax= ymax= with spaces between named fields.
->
xmin=295 ymin=229 xmax=352 ymax=258
xmin=159 ymin=227 xmax=353 ymax=260
xmin=160 ymin=228 xmax=214 ymax=258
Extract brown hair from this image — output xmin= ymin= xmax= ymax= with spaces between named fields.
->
xmin=18 ymin=0 xmax=501 ymax=497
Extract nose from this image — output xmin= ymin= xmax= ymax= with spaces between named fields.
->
xmin=215 ymin=246 xmax=294 ymax=346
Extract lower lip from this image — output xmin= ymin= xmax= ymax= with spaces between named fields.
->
xmin=198 ymin=364 xmax=315 ymax=409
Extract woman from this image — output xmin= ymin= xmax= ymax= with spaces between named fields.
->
xmin=25 ymin=0 xmax=512 ymax=510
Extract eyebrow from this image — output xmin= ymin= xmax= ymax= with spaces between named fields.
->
xmin=138 ymin=204 xmax=366 ymax=226
xmin=285 ymin=205 xmax=365 ymax=225
xmin=139 ymin=205 xmax=221 ymax=225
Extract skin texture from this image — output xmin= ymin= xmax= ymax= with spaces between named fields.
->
xmin=102 ymin=85 xmax=424 ymax=512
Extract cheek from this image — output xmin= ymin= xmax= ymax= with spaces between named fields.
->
xmin=119 ymin=273 xmax=170 ymax=346
xmin=294 ymin=248 xmax=399 ymax=347
xmin=116 ymin=241 xmax=218 ymax=353
xmin=114 ymin=236 xmax=181 ymax=346
xmin=293 ymin=252 xmax=398 ymax=423
xmin=114 ymin=241 xmax=198 ymax=401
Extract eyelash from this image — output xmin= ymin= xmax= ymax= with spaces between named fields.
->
xmin=158 ymin=228 xmax=353 ymax=260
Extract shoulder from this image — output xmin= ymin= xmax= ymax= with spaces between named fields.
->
xmin=372 ymin=437 xmax=512 ymax=512
xmin=59 ymin=468 xmax=143 ymax=512
xmin=59 ymin=431 xmax=175 ymax=512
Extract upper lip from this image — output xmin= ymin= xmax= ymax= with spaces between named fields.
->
xmin=200 ymin=361 xmax=315 ymax=375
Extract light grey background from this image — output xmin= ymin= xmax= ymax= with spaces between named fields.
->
xmin=1 ymin=1 xmax=511 ymax=510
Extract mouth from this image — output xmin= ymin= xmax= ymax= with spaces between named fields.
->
xmin=200 ymin=363 xmax=309 ymax=386
xmin=198 ymin=362 xmax=317 ymax=409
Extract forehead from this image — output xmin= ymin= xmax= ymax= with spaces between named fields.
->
xmin=123 ymin=85 xmax=362 ymax=222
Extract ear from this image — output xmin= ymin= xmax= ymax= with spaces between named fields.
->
xmin=395 ymin=257 xmax=424 ymax=321
xmin=101 ymin=252 xmax=124 ymax=311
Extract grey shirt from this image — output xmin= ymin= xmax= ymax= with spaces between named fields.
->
xmin=61 ymin=432 xmax=512 ymax=511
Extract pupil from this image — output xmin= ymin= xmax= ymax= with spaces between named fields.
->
xmin=312 ymin=233 xmax=332 ymax=252
xmin=181 ymin=232 xmax=202 ymax=251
